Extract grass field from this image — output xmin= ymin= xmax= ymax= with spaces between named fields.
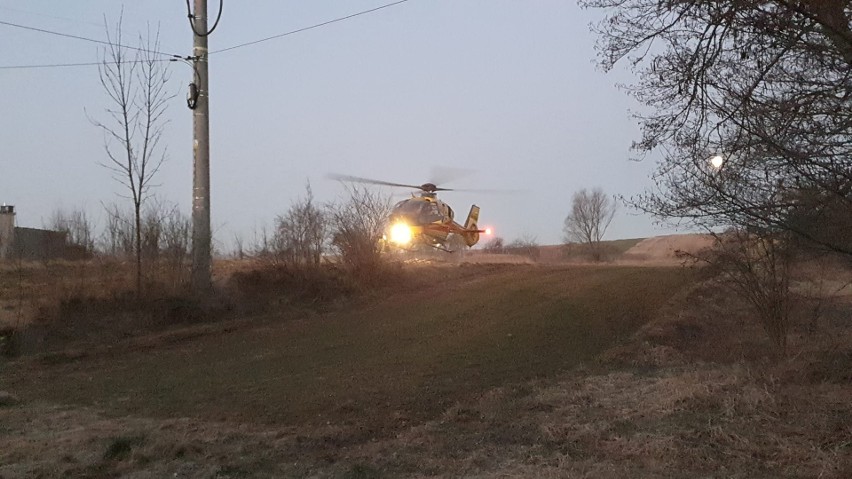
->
xmin=1 ymin=259 xmax=850 ymax=478
xmin=0 ymin=263 xmax=696 ymax=476
xmin=2 ymin=265 xmax=691 ymax=427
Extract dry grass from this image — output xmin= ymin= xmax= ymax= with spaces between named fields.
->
xmin=1 ymin=259 xmax=850 ymax=477
xmin=0 ymin=258 xmax=189 ymax=329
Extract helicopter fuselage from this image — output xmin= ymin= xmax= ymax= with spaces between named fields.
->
xmin=384 ymin=195 xmax=482 ymax=250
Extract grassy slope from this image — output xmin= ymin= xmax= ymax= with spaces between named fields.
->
xmin=3 ymin=265 xmax=691 ymax=429
xmin=0 ymin=264 xmax=688 ymax=479
xmin=2 ymin=262 xmax=850 ymax=478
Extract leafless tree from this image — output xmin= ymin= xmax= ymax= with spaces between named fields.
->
xmin=326 ymin=184 xmax=392 ymax=274
xmin=582 ymin=0 xmax=852 ymax=256
xmin=48 ymin=207 xmax=95 ymax=257
xmin=141 ymin=206 xmax=162 ymax=262
xmin=249 ymin=224 xmax=274 ymax=259
xmin=482 ymin=236 xmax=505 ymax=254
xmin=506 ymin=235 xmax=541 ymax=261
xmin=274 ymin=183 xmax=329 ymax=266
xmin=159 ymin=205 xmax=191 ymax=268
xmin=142 ymin=199 xmax=191 ymax=288
xmin=90 ymin=14 xmax=172 ymax=292
xmin=563 ymin=188 xmax=617 ymax=261
xmin=232 ymin=234 xmax=246 ymax=260
xmin=100 ymin=202 xmax=134 ymax=258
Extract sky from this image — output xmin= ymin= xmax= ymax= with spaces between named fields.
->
xmin=0 ymin=0 xmax=684 ymax=251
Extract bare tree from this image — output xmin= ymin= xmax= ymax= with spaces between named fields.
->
xmin=274 ymin=183 xmax=329 ymax=266
xmin=582 ymin=0 xmax=852 ymax=256
xmin=90 ymin=14 xmax=172 ymax=292
xmin=48 ymin=207 xmax=95 ymax=257
xmin=327 ymin=184 xmax=392 ymax=274
xmin=232 ymin=234 xmax=246 ymax=260
xmin=563 ymin=188 xmax=617 ymax=261
xmin=159 ymin=204 xmax=191 ymax=268
xmin=99 ymin=202 xmax=135 ymax=258
xmin=141 ymin=205 xmax=163 ymax=262
xmin=482 ymin=236 xmax=505 ymax=254
xmin=249 ymin=224 xmax=275 ymax=259
xmin=506 ymin=235 xmax=541 ymax=261
xmin=143 ymin=199 xmax=191 ymax=288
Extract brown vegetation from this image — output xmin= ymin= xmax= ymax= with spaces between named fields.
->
xmin=0 ymin=246 xmax=850 ymax=477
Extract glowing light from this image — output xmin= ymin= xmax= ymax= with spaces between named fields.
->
xmin=484 ymin=228 xmax=493 ymax=235
xmin=710 ymin=155 xmax=724 ymax=169
xmin=389 ymin=222 xmax=413 ymax=245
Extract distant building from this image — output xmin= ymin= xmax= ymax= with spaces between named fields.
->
xmin=0 ymin=205 xmax=72 ymax=261
xmin=0 ymin=205 xmax=14 ymax=259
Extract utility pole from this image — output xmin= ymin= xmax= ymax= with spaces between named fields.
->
xmin=190 ymin=0 xmax=212 ymax=292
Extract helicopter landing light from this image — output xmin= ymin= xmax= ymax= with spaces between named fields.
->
xmin=389 ymin=222 xmax=413 ymax=245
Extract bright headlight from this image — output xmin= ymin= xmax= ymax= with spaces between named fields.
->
xmin=389 ymin=222 xmax=413 ymax=245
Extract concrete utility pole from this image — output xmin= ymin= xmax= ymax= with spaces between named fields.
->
xmin=191 ymin=0 xmax=212 ymax=292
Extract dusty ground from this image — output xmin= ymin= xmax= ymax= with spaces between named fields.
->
xmin=464 ymin=234 xmax=714 ymax=266
xmin=621 ymin=234 xmax=715 ymax=264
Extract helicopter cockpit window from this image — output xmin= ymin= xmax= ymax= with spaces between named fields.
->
xmin=391 ymin=200 xmax=443 ymax=223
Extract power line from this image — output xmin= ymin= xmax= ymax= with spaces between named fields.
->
xmin=1 ymin=1 xmax=412 ymax=69
xmin=210 ymin=0 xmax=412 ymax=55
xmin=0 ymin=59 xmax=176 ymax=70
xmin=0 ymin=19 xmax=180 ymax=58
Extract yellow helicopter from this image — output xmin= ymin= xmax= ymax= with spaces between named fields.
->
xmin=330 ymin=174 xmax=490 ymax=252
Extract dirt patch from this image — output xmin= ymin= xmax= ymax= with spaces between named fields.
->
xmin=622 ymin=234 xmax=715 ymax=264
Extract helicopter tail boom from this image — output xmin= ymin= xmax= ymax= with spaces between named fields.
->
xmin=462 ymin=205 xmax=481 ymax=247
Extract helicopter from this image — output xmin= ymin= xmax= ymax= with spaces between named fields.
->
xmin=329 ymin=174 xmax=491 ymax=252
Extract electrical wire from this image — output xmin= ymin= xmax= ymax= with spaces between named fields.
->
xmin=0 ymin=19 xmax=180 ymax=58
xmin=1 ymin=1 xmax=413 ymax=69
xmin=185 ymin=0 xmax=223 ymax=37
xmin=0 ymin=59 xmax=176 ymax=70
xmin=210 ymin=0 xmax=412 ymax=55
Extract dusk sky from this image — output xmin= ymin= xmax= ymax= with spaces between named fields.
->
xmin=0 ymin=0 xmax=684 ymax=251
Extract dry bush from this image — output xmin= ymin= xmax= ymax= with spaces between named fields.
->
xmin=100 ymin=202 xmax=135 ymax=258
xmin=226 ymin=263 xmax=355 ymax=314
xmin=562 ymin=242 xmax=622 ymax=262
xmin=482 ymin=236 xmax=504 ymax=253
xmin=139 ymin=200 xmax=191 ymax=288
xmin=247 ymin=224 xmax=275 ymax=259
xmin=696 ymin=230 xmax=793 ymax=354
xmin=326 ymin=184 xmax=392 ymax=283
xmin=0 ymin=251 xmax=201 ymax=357
xmin=98 ymin=200 xmax=191 ymax=291
xmin=505 ymin=235 xmax=541 ymax=261
xmin=272 ymin=183 xmax=328 ymax=267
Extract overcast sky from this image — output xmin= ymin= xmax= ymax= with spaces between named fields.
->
xmin=0 ymin=0 xmax=683 ymax=250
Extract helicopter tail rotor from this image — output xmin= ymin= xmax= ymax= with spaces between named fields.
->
xmin=462 ymin=205 xmax=481 ymax=247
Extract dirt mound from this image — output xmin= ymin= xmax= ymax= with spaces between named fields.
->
xmin=623 ymin=234 xmax=714 ymax=262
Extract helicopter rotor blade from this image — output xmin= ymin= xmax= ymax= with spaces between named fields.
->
xmin=442 ymin=187 xmax=523 ymax=194
xmin=327 ymin=173 xmax=519 ymax=194
xmin=326 ymin=173 xmax=422 ymax=190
